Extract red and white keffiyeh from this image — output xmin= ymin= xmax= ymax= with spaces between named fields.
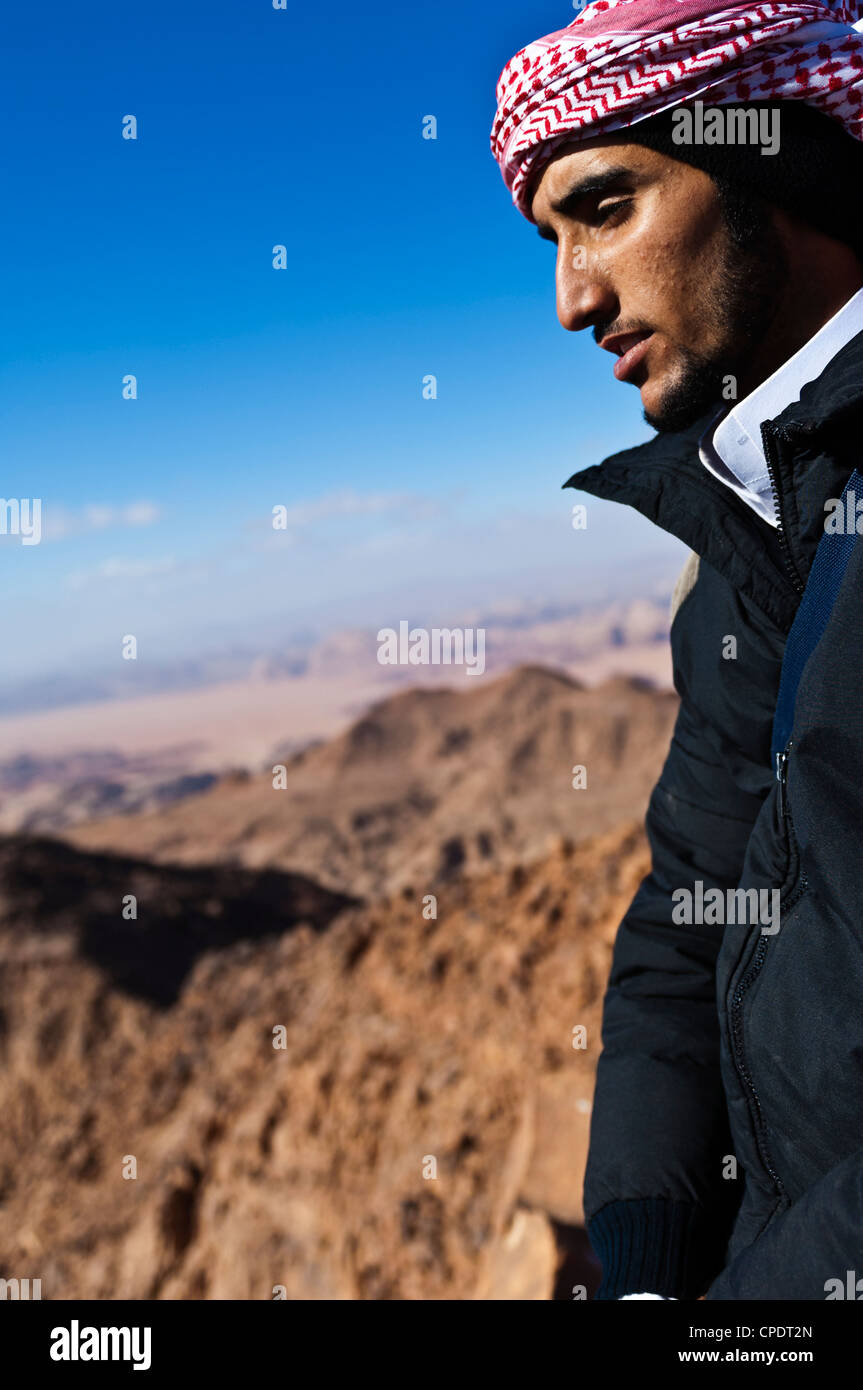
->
xmin=491 ymin=0 xmax=863 ymax=220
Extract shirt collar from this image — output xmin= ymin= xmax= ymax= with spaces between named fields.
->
xmin=698 ymin=286 xmax=863 ymax=528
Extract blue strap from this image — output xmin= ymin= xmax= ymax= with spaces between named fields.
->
xmin=771 ymin=468 xmax=863 ymax=765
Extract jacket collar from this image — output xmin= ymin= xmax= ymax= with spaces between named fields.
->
xmin=563 ymin=327 xmax=863 ymax=633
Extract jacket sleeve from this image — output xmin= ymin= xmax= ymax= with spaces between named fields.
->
xmin=705 ymin=1149 xmax=863 ymax=1299
xmin=584 ymin=572 xmax=774 ymax=1299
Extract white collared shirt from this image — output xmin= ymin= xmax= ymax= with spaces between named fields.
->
xmin=698 ymin=287 xmax=863 ymax=527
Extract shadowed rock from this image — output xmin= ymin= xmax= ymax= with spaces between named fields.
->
xmin=0 ymin=835 xmax=359 ymax=1005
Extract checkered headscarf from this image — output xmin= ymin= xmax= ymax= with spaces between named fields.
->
xmin=491 ymin=0 xmax=863 ymax=221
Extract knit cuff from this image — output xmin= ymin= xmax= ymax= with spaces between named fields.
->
xmin=588 ymin=1197 xmax=729 ymax=1300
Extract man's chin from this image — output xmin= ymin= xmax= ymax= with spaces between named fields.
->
xmin=640 ymin=363 xmax=725 ymax=434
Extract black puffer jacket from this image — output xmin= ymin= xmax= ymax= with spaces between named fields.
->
xmin=565 ymin=326 xmax=863 ymax=1301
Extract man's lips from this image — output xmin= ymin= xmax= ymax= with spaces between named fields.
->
xmin=599 ymin=330 xmax=655 ymax=383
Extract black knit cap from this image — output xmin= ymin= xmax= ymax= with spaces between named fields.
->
xmin=620 ymin=99 xmax=863 ymax=258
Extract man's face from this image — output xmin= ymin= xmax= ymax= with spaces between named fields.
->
xmin=530 ymin=136 xmax=786 ymax=432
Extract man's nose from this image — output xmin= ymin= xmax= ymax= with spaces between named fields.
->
xmin=555 ymin=243 xmax=616 ymax=334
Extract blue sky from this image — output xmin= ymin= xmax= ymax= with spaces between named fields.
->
xmin=0 ymin=0 xmax=684 ymax=694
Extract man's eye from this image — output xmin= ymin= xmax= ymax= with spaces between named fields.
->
xmin=595 ymin=198 xmax=633 ymax=226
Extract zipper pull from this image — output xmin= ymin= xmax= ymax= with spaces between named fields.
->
xmin=776 ymin=739 xmax=793 ymax=819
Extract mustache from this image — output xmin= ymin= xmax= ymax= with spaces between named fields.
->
xmin=593 ymin=321 xmax=654 ymax=347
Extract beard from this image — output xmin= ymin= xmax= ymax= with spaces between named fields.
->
xmin=642 ymin=194 xmax=790 ymax=434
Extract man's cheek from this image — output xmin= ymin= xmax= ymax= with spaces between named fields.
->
xmin=624 ymin=242 xmax=692 ymax=330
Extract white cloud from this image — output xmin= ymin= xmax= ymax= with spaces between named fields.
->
xmin=66 ymin=555 xmax=177 ymax=590
xmin=46 ymin=500 xmax=161 ymax=541
xmin=268 ymin=489 xmax=444 ymax=530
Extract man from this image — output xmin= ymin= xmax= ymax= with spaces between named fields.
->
xmin=491 ymin=0 xmax=863 ymax=1299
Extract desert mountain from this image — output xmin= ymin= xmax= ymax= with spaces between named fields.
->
xmin=0 ymin=664 xmax=677 ymax=1299
xmin=0 ymin=820 xmax=648 ymax=1299
xmin=65 ymin=665 xmax=677 ymax=897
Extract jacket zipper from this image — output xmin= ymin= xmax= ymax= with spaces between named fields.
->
xmin=775 ymin=740 xmax=791 ymax=820
xmin=729 ymin=737 xmax=809 ymax=1199
xmin=766 ymin=417 xmax=809 ymax=904
xmin=775 ymin=737 xmax=809 ymax=912
xmin=729 ymin=937 xmax=787 ymax=1198
xmin=761 ymin=422 xmax=806 ymax=597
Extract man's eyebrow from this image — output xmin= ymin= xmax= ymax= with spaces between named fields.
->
xmin=535 ymin=165 xmax=634 ymax=241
